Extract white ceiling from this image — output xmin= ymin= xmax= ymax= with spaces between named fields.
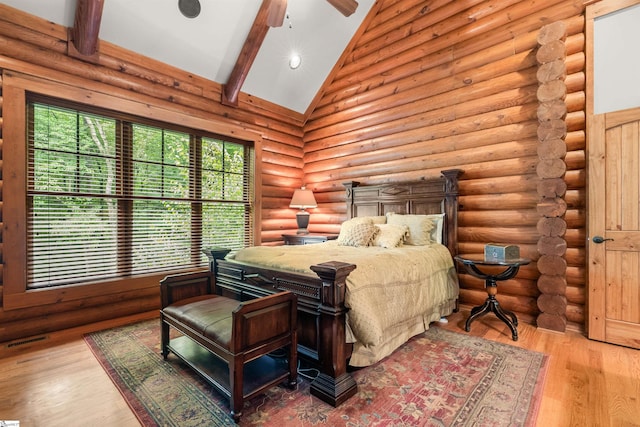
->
xmin=4 ymin=0 xmax=375 ymax=113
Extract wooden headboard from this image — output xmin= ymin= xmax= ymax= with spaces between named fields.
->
xmin=343 ymin=169 xmax=463 ymax=257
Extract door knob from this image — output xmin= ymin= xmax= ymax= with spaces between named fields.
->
xmin=592 ymin=236 xmax=613 ymax=244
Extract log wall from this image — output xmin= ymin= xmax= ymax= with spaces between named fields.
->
xmin=0 ymin=5 xmax=305 ymax=342
xmin=0 ymin=0 xmax=590 ymax=342
xmin=303 ymin=0 xmax=587 ymax=330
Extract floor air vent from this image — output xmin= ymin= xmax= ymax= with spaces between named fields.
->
xmin=6 ymin=335 xmax=48 ymax=348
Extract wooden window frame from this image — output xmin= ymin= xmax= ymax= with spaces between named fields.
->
xmin=2 ymin=71 xmax=262 ymax=310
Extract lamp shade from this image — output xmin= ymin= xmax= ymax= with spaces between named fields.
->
xmin=289 ymin=187 xmax=317 ymax=209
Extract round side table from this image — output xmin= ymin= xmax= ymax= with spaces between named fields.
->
xmin=455 ymin=255 xmax=531 ymax=341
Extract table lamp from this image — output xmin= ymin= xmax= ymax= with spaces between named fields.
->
xmin=289 ymin=186 xmax=317 ymax=234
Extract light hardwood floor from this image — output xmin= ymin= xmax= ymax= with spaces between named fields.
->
xmin=0 ymin=308 xmax=638 ymax=427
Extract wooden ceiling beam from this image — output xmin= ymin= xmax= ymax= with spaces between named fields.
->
xmin=222 ymin=0 xmax=275 ymax=107
xmin=68 ymin=0 xmax=104 ymax=61
xmin=326 ymin=0 xmax=359 ymax=17
xmin=222 ymin=0 xmax=357 ymax=107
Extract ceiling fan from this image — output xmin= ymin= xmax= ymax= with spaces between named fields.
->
xmin=178 ymin=0 xmax=358 ymax=24
xmin=268 ymin=0 xmax=359 ymax=26
xmin=325 ymin=0 xmax=360 ymax=17
xmin=267 ymin=0 xmax=359 ymax=27
xmin=176 ymin=0 xmax=360 ymax=106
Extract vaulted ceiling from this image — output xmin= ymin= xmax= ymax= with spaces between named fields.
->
xmin=3 ymin=0 xmax=375 ymax=114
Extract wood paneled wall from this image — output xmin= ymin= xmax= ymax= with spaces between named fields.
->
xmin=0 ymin=5 xmax=305 ymax=342
xmin=303 ymin=0 xmax=587 ymax=330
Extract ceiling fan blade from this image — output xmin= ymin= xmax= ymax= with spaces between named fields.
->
xmin=267 ymin=0 xmax=287 ymax=27
xmin=326 ymin=0 xmax=358 ymax=17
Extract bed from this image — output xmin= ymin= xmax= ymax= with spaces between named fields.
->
xmin=203 ymin=169 xmax=463 ymax=407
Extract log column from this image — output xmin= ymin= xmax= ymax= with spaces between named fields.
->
xmin=535 ymin=21 xmax=568 ymax=332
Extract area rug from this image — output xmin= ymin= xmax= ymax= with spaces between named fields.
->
xmin=84 ymin=319 xmax=548 ymax=426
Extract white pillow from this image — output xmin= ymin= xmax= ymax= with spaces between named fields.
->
xmin=424 ymin=213 xmax=445 ymax=244
xmin=386 ymin=213 xmax=435 ymax=245
xmin=372 ymin=224 xmax=409 ymax=248
xmin=337 ymin=217 xmax=378 ymax=247
xmin=345 ymin=215 xmax=386 ymax=224
xmin=366 ymin=215 xmax=387 ymax=224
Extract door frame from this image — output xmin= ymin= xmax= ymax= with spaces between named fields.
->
xmin=586 ymin=0 xmax=640 ymax=341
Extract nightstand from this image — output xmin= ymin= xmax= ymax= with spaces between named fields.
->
xmin=454 ymin=255 xmax=531 ymax=341
xmin=282 ymin=233 xmax=338 ymax=245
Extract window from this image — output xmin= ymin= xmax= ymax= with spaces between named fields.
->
xmin=26 ymin=99 xmax=253 ymax=289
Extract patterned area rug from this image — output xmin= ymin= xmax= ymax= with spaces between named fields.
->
xmin=84 ymin=319 xmax=548 ymax=426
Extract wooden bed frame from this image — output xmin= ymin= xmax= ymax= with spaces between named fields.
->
xmin=203 ymin=169 xmax=463 ymax=407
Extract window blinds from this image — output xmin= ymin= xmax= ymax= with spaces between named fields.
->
xmin=26 ymin=101 xmax=253 ymax=289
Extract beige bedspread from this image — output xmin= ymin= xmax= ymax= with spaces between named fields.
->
xmin=230 ymin=241 xmax=458 ymax=366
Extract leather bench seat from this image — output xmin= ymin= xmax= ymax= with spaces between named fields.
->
xmin=162 ymin=295 xmax=239 ymax=349
xmin=160 ymin=271 xmax=297 ymax=422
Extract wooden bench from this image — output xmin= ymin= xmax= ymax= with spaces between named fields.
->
xmin=160 ymin=271 xmax=298 ymax=422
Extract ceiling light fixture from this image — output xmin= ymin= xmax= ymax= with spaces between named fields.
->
xmin=289 ymin=53 xmax=302 ymax=69
xmin=178 ymin=0 xmax=201 ymax=18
